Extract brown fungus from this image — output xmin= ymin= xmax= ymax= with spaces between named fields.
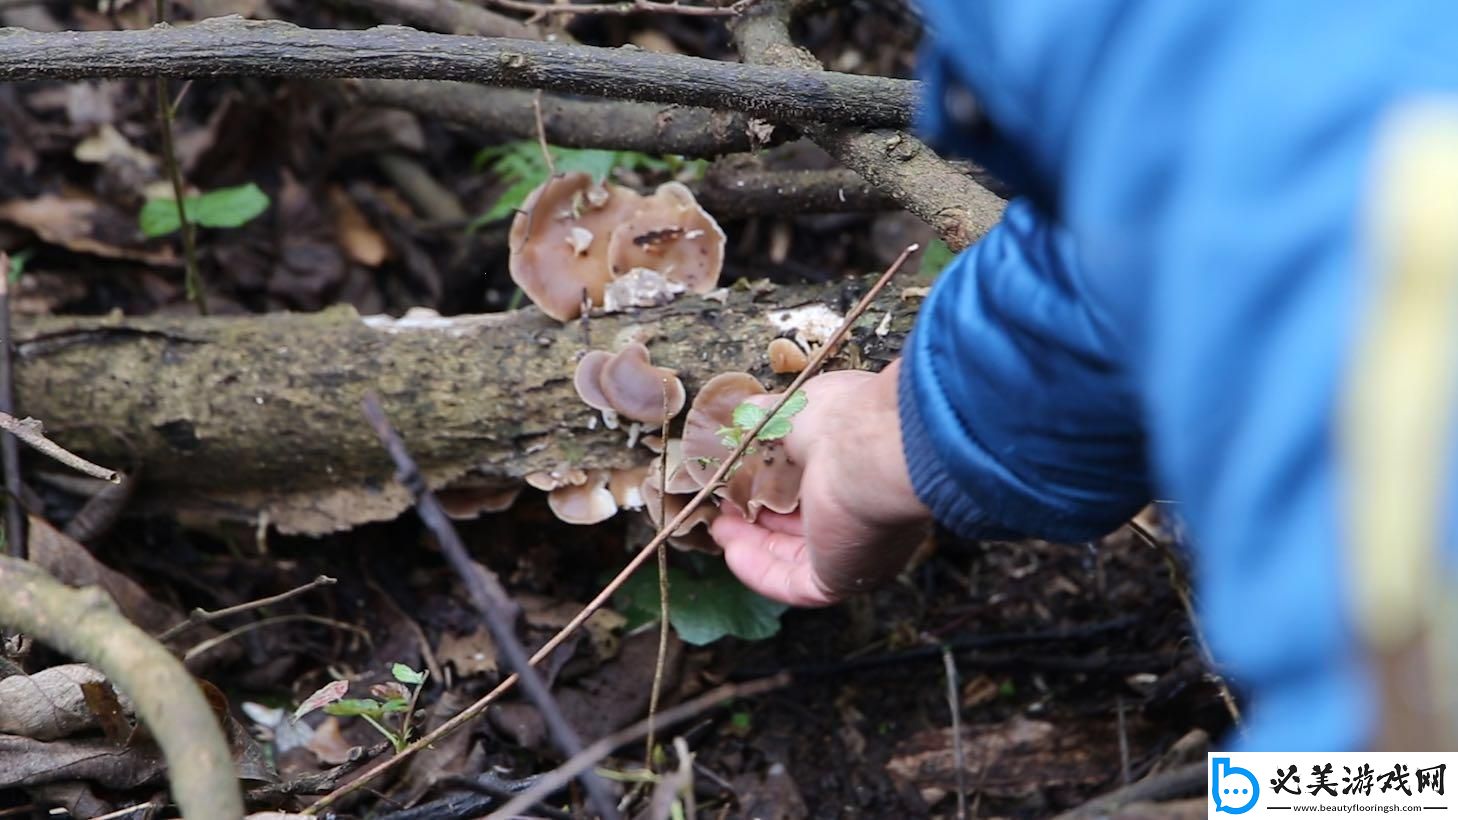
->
xmin=641 ymin=467 xmax=719 ymax=553
xmin=767 ymin=337 xmax=809 ymax=374
xmin=547 ymin=470 xmax=617 ymax=525
xmin=437 ymin=483 xmax=522 ymax=520
xmin=571 ymin=343 xmax=685 ymax=427
xmin=681 ymin=372 xmax=804 ymax=522
xmin=607 ymin=181 xmax=725 ymax=294
xmin=508 ymin=173 xmax=643 ymax=321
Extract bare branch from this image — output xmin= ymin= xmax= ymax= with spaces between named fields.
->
xmin=0 ymin=556 xmax=243 ymax=819
xmin=343 ymin=79 xmax=764 ymax=157
xmin=484 ymin=0 xmax=750 ymax=16
xmin=0 ymin=411 xmax=118 ymax=482
xmin=326 ymin=0 xmax=535 ymax=38
xmin=730 ymin=2 xmax=1004 ymax=249
xmin=156 ymin=574 xmax=337 ymax=641
xmin=0 ymin=17 xmax=918 ymax=128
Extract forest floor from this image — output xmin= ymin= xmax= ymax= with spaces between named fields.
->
xmin=0 ymin=1 xmax=1231 ymax=817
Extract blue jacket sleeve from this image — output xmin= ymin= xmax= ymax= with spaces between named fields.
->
xmin=898 ymin=198 xmax=1150 ymax=542
xmin=906 ymin=1 xmax=1458 ymax=751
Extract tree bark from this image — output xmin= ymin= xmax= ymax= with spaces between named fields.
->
xmin=0 ymin=17 xmax=918 ymax=128
xmin=17 ymin=279 xmax=920 ymax=534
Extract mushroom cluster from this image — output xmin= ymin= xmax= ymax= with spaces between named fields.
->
xmin=573 ymin=343 xmax=685 ymax=429
xmin=509 ymin=174 xmax=726 ymax=321
xmin=680 ymin=372 xmax=803 ymax=523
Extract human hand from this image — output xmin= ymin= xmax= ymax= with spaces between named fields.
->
xmin=710 ymin=359 xmax=931 ymax=606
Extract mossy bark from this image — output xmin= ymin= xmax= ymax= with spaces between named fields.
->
xmin=17 ymin=279 xmax=920 ymax=534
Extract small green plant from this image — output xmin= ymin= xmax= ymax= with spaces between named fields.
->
xmin=293 ymin=663 xmax=428 ymax=753
xmin=716 ymin=389 xmax=808 ymax=452
xmin=617 ymin=557 xmax=789 ymax=645
xmin=139 ymin=182 xmax=270 ymax=239
xmin=918 ymin=238 xmax=956 ymax=278
xmin=470 ymin=141 xmax=708 ymax=228
xmin=6 ymin=248 xmax=32 ymax=284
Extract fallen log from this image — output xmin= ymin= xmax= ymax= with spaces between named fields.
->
xmin=18 ymin=278 xmax=920 ymax=534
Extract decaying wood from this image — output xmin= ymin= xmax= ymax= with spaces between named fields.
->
xmin=16 ymin=279 xmax=919 ymax=534
xmin=0 ymin=17 xmax=918 ymax=128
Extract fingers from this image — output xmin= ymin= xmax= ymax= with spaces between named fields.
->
xmin=711 ymin=510 xmax=834 ymax=607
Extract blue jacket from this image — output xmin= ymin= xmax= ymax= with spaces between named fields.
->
xmin=902 ymin=2 xmax=1458 ymax=750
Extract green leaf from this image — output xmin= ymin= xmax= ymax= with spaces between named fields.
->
xmin=715 ymin=425 xmax=742 ymax=450
xmin=378 ymin=697 xmax=411 ymax=713
xmin=139 ymin=197 xmax=183 ymax=238
xmin=755 ymin=390 xmax=808 ymax=442
xmin=324 ymin=698 xmax=383 ymax=717
xmin=918 ymin=238 xmax=956 ymax=279
xmin=553 ymin=147 xmax=622 ymax=182
xmin=616 ymin=561 xmax=788 ymax=646
xmin=139 ymin=183 xmax=270 ymax=237
xmin=731 ymin=402 xmax=767 ymax=431
xmin=391 ymin=663 xmax=426 ymax=685
xmin=190 ymin=183 xmax=270 ymax=229
xmin=6 ymin=248 xmax=33 ymax=284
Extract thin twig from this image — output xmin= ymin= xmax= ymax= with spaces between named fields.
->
xmin=153 ymin=2 xmax=206 ymax=315
xmin=485 ymin=0 xmax=752 ymax=16
xmin=182 ymin=613 xmax=369 ymax=662
xmin=488 ymin=674 xmax=788 ymax=819
xmin=0 ymin=258 xmax=22 ymax=559
xmin=645 ymin=379 xmax=673 ymax=767
xmin=87 ymin=802 xmax=165 ymax=820
xmin=157 ymin=574 xmax=337 ymax=641
xmin=1126 ymin=520 xmax=1242 ymax=725
xmin=941 ymin=645 xmax=968 ymax=820
xmin=305 ymin=245 xmax=917 ymax=815
xmin=531 ymin=90 xmax=556 ymax=177
xmin=0 ymin=411 xmax=118 ymax=483
xmin=361 ymin=394 xmax=620 ymax=820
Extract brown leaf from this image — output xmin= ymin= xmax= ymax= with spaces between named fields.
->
xmin=0 ymin=664 xmax=132 ymax=741
xmin=79 ymin=681 xmax=132 ymax=746
xmin=293 ymin=680 xmax=349 ymax=723
xmin=302 ymin=717 xmax=357 ymax=766
xmin=0 ymin=734 xmax=165 ymax=790
xmin=329 ymin=186 xmax=388 ymax=267
xmin=0 ymin=195 xmax=176 ymax=265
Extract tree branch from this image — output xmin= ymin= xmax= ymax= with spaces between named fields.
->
xmin=341 ymin=79 xmax=765 ymax=158
xmin=0 ymin=17 xmax=918 ymax=128
xmin=730 ymin=2 xmax=1004 ymax=249
xmin=0 ymin=556 xmax=243 ymax=819
xmin=326 ymin=0 xmax=536 ymax=38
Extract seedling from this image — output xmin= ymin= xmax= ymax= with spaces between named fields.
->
xmin=707 ymin=389 xmax=808 ymax=463
xmin=139 ymin=182 xmax=270 ymax=238
xmin=293 ymin=663 xmax=428 ymax=753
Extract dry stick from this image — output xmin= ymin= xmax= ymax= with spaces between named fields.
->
xmin=488 ymin=674 xmax=789 ymax=820
xmin=360 ymin=394 xmax=620 ymax=820
xmin=532 ymin=89 xmax=555 ymax=176
xmin=182 ymin=613 xmax=369 ymax=662
xmin=0 ymin=411 xmax=118 ymax=482
xmin=1126 ymin=520 xmax=1242 ymax=725
xmin=485 ymin=0 xmax=751 ymax=16
xmin=306 ymin=245 xmax=918 ymax=815
xmin=0 ymin=258 xmax=21 ymax=559
xmin=645 ymin=380 xmax=673 ymax=767
xmin=157 ymin=573 xmax=337 ymax=641
xmin=153 ymin=2 xmax=206 ymax=315
xmin=940 ymin=645 xmax=968 ymax=820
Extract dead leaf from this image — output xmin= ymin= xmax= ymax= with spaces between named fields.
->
xmin=0 ymin=734 xmax=164 ymax=790
xmin=329 ymin=186 xmax=388 ymax=267
xmin=732 ymin=762 xmax=807 ymax=820
xmin=0 ymin=664 xmax=133 ymax=741
xmin=437 ymin=626 xmax=498 ymax=679
xmin=0 ymin=195 xmax=175 ymax=265
xmin=303 ymin=717 xmax=356 ymax=766
xmin=74 ymin=124 xmax=155 ymax=170
xmin=80 ymin=681 xmax=132 ymax=745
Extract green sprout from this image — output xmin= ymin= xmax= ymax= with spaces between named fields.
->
xmin=297 ymin=663 xmax=428 ymax=753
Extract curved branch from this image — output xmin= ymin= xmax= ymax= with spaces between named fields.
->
xmin=0 ymin=555 xmax=243 ymax=819
xmin=730 ymin=3 xmax=1004 ymax=249
xmin=0 ymin=17 xmax=919 ymax=128
xmin=326 ymin=0 xmax=535 ymax=38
